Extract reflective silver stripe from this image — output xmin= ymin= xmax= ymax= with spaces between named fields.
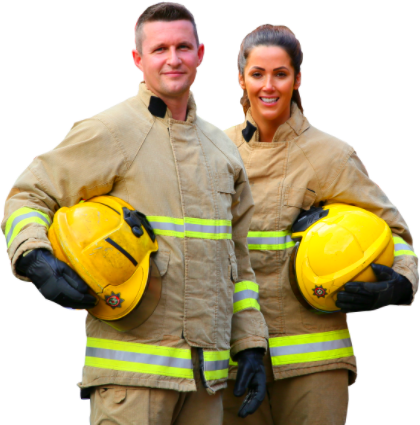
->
xmin=86 ymin=347 xmax=193 ymax=369
xmin=185 ymin=222 xmax=231 ymax=233
xmin=270 ymin=338 xmax=352 ymax=357
xmin=233 ymin=289 xmax=259 ymax=303
xmin=6 ymin=211 xmax=50 ymax=244
xmin=394 ymin=243 xmax=412 ymax=251
xmin=149 ymin=222 xmax=185 ymax=232
xmin=247 ymin=235 xmax=294 ymax=245
xmin=205 ymin=359 xmax=230 ymax=371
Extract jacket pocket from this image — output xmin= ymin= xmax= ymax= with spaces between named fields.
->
xmin=216 ymin=172 xmax=235 ymax=222
xmin=153 ymin=249 xmax=170 ymax=276
xmin=284 ymin=186 xmax=317 ymax=210
xmin=228 ymin=251 xmax=238 ymax=282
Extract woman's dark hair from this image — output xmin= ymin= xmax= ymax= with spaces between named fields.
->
xmin=238 ymin=25 xmax=303 ymax=115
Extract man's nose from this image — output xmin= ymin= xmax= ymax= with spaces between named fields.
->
xmin=167 ymin=47 xmax=182 ymax=67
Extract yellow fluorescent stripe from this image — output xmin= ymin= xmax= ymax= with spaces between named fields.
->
xmin=153 ymin=229 xmax=185 ymax=238
xmin=248 ymin=241 xmax=295 ymax=251
xmin=86 ymin=338 xmax=191 ymax=359
xmin=395 ymin=250 xmax=417 ymax=257
xmin=248 ymin=231 xmax=291 ymax=237
xmin=185 ymin=217 xmax=231 ymax=226
xmin=5 ymin=206 xmax=51 ymax=235
xmin=85 ymin=357 xmax=194 ymax=379
xmin=7 ymin=217 xmax=49 ymax=248
xmin=393 ymin=236 xmax=406 ymax=244
xmin=269 ymin=329 xmax=350 ymax=348
xmin=271 ymin=347 xmax=354 ymax=366
xmin=234 ymin=281 xmax=259 ymax=293
xmin=229 ymin=358 xmax=238 ymax=366
xmin=146 ymin=216 xmax=184 ymax=225
xmin=184 ymin=231 xmax=232 ymax=240
xmin=203 ymin=350 xmax=230 ymax=361
xmin=233 ymin=298 xmax=260 ymax=314
xmin=204 ymin=369 xmax=229 ymax=381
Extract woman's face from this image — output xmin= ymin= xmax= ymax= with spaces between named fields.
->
xmin=239 ymin=45 xmax=301 ymax=125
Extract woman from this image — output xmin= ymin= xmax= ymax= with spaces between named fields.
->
xmin=223 ymin=25 xmax=418 ymax=425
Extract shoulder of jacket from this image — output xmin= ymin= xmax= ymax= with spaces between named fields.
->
xmin=195 ymin=116 xmax=243 ymax=162
xmin=224 ymin=123 xmax=246 ymax=148
xmin=294 ymin=124 xmax=356 ymax=161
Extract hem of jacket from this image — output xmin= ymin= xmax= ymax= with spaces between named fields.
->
xmin=228 ymin=356 xmax=357 ymax=386
xmin=205 ymin=379 xmax=228 ymax=393
xmin=230 ymin=336 xmax=268 ymax=358
xmin=78 ymin=376 xmax=197 ymax=392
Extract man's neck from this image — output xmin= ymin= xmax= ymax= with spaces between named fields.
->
xmin=146 ymin=84 xmax=190 ymax=121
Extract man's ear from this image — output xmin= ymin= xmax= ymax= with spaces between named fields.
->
xmin=239 ymin=73 xmax=246 ymax=90
xmin=294 ymin=72 xmax=301 ymax=90
xmin=197 ymin=43 xmax=205 ymax=66
xmin=132 ymin=49 xmax=143 ymax=71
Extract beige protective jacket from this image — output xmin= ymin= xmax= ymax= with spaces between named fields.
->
xmin=225 ymin=103 xmax=418 ymax=383
xmin=2 ymin=83 xmax=268 ymax=393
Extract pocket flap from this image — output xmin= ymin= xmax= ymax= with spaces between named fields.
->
xmin=284 ymin=186 xmax=317 ymax=210
xmin=217 ymin=172 xmax=235 ymax=194
xmin=152 ymin=250 xmax=170 ymax=277
xmin=229 ymin=252 xmax=238 ymax=281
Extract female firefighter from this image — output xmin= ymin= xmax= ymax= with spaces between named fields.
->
xmin=222 ymin=25 xmax=418 ymax=425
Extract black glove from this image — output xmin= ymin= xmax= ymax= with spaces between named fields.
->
xmin=336 ymin=263 xmax=413 ymax=313
xmin=16 ymin=249 xmax=97 ymax=309
xmin=233 ymin=348 xmax=266 ymax=418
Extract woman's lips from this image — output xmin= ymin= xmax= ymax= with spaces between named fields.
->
xmin=259 ymin=97 xmax=279 ymax=106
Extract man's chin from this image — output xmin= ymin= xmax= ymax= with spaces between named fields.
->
xmin=159 ymin=80 xmax=191 ymax=98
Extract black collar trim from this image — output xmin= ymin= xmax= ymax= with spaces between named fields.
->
xmin=148 ymin=96 xmax=167 ymax=118
xmin=242 ymin=121 xmax=257 ymax=142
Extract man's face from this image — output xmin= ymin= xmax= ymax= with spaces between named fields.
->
xmin=133 ymin=20 xmax=204 ymax=99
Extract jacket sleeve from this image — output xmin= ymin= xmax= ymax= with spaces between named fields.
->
xmin=229 ymin=165 xmax=268 ymax=357
xmin=1 ymin=118 xmax=127 ymax=279
xmin=322 ymin=151 xmax=418 ymax=299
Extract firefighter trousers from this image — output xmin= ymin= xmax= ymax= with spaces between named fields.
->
xmin=223 ymin=369 xmax=349 ymax=425
xmin=90 ymin=348 xmax=223 ymax=425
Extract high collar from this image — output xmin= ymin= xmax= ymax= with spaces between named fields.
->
xmin=137 ymin=82 xmax=197 ymax=124
xmin=242 ymin=102 xmax=310 ymax=144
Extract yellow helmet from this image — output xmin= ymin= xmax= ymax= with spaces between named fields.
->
xmin=48 ymin=196 xmax=159 ymax=331
xmin=289 ymin=204 xmax=394 ymax=312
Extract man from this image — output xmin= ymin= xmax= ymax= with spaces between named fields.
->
xmin=1 ymin=3 xmax=268 ymax=424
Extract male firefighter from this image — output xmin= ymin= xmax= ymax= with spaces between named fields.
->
xmin=1 ymin=3 xmax=268 ymax=424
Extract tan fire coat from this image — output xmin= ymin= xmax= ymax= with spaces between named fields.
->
xmin=2 ymin=83 xmax=268 ymax=393
xmin=225 ymin=103 xmax=418 ymax=383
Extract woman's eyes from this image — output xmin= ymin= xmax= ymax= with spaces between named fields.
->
xmin=251 ymin=72 xmax=288 ymax=78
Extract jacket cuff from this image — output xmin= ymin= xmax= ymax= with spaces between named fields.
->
xmin=230 ymin=336 xmax=267 ymax=359
xmin=9 ymin=226 xmax=52 ymax=280
xmin=393 ymin=260 xmax=419 ymax=305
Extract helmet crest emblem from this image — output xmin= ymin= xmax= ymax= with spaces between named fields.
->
xmin=312 ymin=285 xmax=328 ymax=298
xmin=105 ymin=292 xmax=125 ymax=309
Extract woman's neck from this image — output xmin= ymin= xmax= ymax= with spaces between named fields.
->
xmin=252 ymin=105 xmax=291 ymax=143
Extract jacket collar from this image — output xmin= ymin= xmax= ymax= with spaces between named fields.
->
xmin=137 ymin=82 xmax=197 ymax=124
xmin=243 ymin=102 xmax=310 ymax=143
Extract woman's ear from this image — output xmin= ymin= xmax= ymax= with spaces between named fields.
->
xmin=238 ymin=73 xmax=246 ymax=90
xmin=294 ymin=72 xmax=302 ymax=90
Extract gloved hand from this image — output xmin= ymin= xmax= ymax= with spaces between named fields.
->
xmin=336 ymin=263 xmax=413 ymax=313
xmin=233 ymin=348 xmax=266 ymax=418
xmin=16 ymin=249 xmax=97 ymax=309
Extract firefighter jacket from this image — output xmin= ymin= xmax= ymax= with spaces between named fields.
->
xmin=2 ymin=83 xmax=268 ymax=393
xmin=225 ymin=103 xmax=418 ymax=383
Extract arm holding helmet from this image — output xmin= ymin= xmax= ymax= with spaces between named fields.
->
xmin=322 ymin=151 xmax=418 ymax=312
xmin=2 ymin=119 xmax=128 ymax=307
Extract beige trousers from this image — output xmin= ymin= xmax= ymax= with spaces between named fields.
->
xmin=223 ymin=369 xmax=349 ymax=425
xmin=90 ymin=349 xmax=224 ymax=425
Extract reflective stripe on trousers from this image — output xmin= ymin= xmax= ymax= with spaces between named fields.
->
xmin=5 ymin=207 xmax=51 ymax=248
xmin=85 ymin=338 xmax=194 ymax=379
xmin=269 ymin=329 xmax=353 ymax=366
xmin=393 ymin=236 xmax=417 ymax=257
xmin=147 ymin=216 xmax=232 ymax=240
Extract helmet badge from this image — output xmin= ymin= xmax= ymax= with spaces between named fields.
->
xmin=312 ymin=285 xmax=328 ymax=298
xmin=105 ymin=292 xmax=125 ymax=309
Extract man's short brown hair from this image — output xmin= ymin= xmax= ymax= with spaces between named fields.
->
xmin=135 ymin=2 xmax=199 ymax=54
